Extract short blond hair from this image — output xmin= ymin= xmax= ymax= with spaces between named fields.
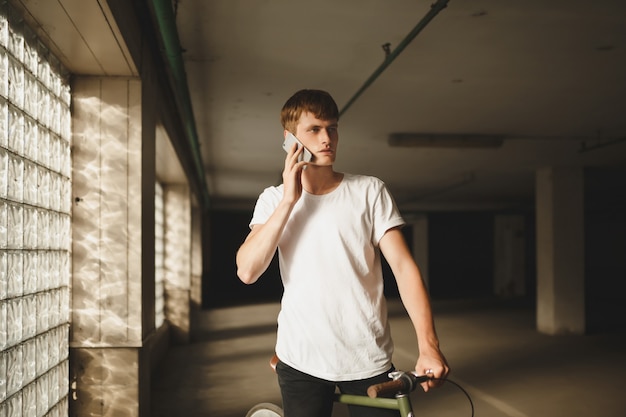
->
xmin=280 ymin=89 xmax=339 ymax=133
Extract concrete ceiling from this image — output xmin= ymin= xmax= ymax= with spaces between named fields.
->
xmin=16 ymin=0 xmax=626 ymax=212
xmin=177 ymin=0 xmax=626 ymax=211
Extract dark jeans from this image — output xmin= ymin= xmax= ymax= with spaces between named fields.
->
xmin=276 ymin=360 xmax=399 ymax=417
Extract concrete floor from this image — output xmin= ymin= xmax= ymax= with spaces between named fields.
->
xmin=151 ymin=299 xmax=626 ymax=417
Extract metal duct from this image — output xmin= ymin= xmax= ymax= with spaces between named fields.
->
xmin=151 ymin=0 xmax=211 ymax=209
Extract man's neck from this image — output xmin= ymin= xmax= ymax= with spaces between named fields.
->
xmin=302 ymin=165 xmax=343 ymax=195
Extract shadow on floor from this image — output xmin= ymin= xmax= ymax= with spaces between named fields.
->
xmin=151 ymin=298 xmax=626 ymax=417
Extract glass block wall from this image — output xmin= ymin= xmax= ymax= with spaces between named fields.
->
xmin=0 ymin=2 xmax=72 ymax=416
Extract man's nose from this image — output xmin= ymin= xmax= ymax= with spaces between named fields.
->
xmin=321 ymin=128 xmax=332 ymax=143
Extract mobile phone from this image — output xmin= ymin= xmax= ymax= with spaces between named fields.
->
xmin=282 ymin=132 xmax=312 ymax=163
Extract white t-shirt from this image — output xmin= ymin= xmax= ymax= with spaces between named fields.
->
xmin=250 ymin=173 xmax=405 ymax=381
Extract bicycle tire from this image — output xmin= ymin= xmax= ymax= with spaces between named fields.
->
xmin=245 ymin=402 xmax=284 ymax=417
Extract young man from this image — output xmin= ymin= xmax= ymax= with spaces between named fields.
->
xmin=236 ymin=89 xmax=449 ymax=417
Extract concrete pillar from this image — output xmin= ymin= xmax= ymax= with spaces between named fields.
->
xmin=494 ymin=215 xmax=526 ymax=297
xmin=71 ymin=77 xmax=156 ymax=417
xmin=536 ymin=167 xmax=585 ymax=335
xmin=410 ymin=214 xmax=429 ymax=289
xmin=163 ymin=184 xmax=191 ymax=344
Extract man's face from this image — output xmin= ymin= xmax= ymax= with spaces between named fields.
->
xmin=294 ymin=112 xmax=339 ymax=166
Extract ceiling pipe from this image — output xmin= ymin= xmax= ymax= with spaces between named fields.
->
xmin=579 ymin=136 xmax=626 ymax=153
xmin=151 ymin=0 xmax=211 ymax=210
xmin=389 ymin=133 xmax=504 ymax=148
xmin=339 ymin=0 xmax=450 ymax=117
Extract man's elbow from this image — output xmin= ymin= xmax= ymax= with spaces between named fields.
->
xmin=235 ymin=250 xmax=258 ymax=284
xmin=237 ymin=267 xmax=258 ymax=285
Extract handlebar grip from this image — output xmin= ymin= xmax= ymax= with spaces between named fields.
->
xmin=367 ymin=378 xmax=409 ymax=398
xmin=367 ymin=373 xmax=431 ymax=398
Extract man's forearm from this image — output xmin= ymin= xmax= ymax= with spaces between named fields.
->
xmin=397 ymin=271 xmax=441 ymax=353
xmin=236 ymin=200 xmax=293 ymax=284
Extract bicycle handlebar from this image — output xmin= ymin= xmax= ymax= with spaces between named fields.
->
xmin=367 ymin=372 xmax=431 ymax=398
xmin=270 ymin=356 xmax=431 ymax=399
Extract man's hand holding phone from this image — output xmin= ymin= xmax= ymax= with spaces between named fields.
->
xmin=283 ymin=132 xmax=312 ymax=163
xmin=281 ymin=132 xmax=310 ymax=206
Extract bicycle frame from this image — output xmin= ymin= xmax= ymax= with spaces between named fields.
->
xmin=334 ymin=392 xmax=414 ymax=417
xmin=255 ymin=356 xmax=425 ymax=417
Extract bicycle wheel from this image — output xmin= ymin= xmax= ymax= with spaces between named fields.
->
xmin=246 ymin=402 xmax=284 ymax=417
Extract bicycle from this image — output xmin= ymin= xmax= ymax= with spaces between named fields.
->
xmin=246 ymin=356 xmax=474 ymax=417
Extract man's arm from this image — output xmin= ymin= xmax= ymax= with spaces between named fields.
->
xmin=379 ymin=227 xmax=450 ymax=391
xmin=236 ymin=143 xmax=306 ymax=284
xmin=236 ymin=201 xmax=293 ymax=284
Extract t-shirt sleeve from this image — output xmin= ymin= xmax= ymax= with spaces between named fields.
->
xmin=372 ymin=182 xmax=405 ymax=244
xmin=249 ymin=186 xmax=283 ymax=229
